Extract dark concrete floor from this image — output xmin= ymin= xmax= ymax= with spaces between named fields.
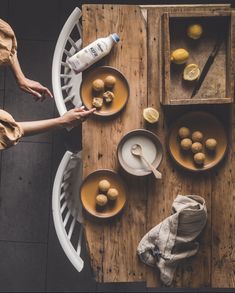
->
xmin=0 ymin=1 xmax=233 ymax=292
xmin=0 ymin=0 xmax=149 ymax=292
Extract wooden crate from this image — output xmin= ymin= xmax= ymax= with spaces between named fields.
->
xmin=161 ymin=8 xmax=235 ymax=105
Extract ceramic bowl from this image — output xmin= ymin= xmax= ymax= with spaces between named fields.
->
xmin=168 ymin=111 xmax=227 ymax=172
xmin=80 ymin=66 xmax=129 ymax=117
xmin=80 ymin=169 xmax=126 ymax=219
xmin=117 ymin=129 xmax=163 ymax=176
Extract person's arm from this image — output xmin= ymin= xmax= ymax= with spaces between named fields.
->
xmin=9 ymin=53 xmax=53 ymax=100
xmin=18 ymin=107 xmax=95 ymax=136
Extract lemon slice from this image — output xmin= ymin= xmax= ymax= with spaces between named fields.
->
xmin=143 ymin=107 xmax=159 ymax=123
xmin=183 ymin=64 xmax=200 ymax=81
xmin=187 ymin=24 xmax=203 ymax=40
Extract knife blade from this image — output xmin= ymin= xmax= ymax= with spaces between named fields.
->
xmin=191 ymin=37 xmax=223 ymax=98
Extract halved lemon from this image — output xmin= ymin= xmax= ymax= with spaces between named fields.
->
xmin=183 ymin=64 xmax=200 ymax=81
xmin=143 ymin=107 xmax=159 ymax=123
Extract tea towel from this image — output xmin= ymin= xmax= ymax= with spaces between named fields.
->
xmin=137 ymin=194 xmax=207 ymax=286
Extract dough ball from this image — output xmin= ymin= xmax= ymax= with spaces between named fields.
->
xmin=194 ymin=152 xmax=205 ymax=165
xmin=178 ymin=127 xmax=190 ymax=139
xmin=107 ymin=188 xmax=119 ymax=201
xmin=104 ymin=75 xmax=116 ymax=89
xmin=192 ymin=131 xmax=203 ymax=142
xmin=205 ymin=138 xmax=217 ymax=151
xmin=98 ymin=179 xmax=111 ymax=192
xmin=103 ymin=91 xmax=115 ymax=103
xmin=92 ymin=79 xmax=104 ymax=92
xmin=191 ymin=142 xmax=203 ymax=154
xmin=96 ymin=194 xmax=108 ymax=207
xmin=180 ymin=138 xmax=192 ymax=151
xmin=92 ymin=97 xmax=103 ymax=109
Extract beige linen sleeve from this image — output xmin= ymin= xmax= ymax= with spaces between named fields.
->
xmin=0 ymin=18 xmax=17 ymax=65
xmin=0 ymin=109 xmax=24 ymax=150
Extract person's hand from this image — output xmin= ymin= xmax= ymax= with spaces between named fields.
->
xmin=59 ymin=106 xmax=96 ymax=128
xmin=18 ymin=77 xmax=53 ymax=101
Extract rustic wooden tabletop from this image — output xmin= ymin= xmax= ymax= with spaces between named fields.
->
xmin=82 ymin=4 xmax=234 ymax=288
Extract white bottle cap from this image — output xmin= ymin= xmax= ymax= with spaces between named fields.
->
xmin=111 ymin=33 xmax=120 ymax=43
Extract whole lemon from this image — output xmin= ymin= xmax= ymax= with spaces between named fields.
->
xmin=187 ymin=24 xmax=203 ymax=40
xmin=171 ymin=48 xmax=189 ymax=64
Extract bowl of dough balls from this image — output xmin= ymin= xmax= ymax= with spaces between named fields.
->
xmin=80 ymin=169 xmax=127 ymax=219
xmin=168 ymin=111 xmax=228 ymax=171
xmin=80 ymin=66 xmax=129 ymax=117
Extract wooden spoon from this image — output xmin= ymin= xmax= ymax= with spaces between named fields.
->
xmin=131 ymin=144 xmax=162 ymax=179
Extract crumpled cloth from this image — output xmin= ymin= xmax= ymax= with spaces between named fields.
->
xmin=0 ymin=18 xmax=17 ymax=65
xmin=0 ymin=109 xmax=24 ymax=150
xmin=137 ymin=194 xmax=207 ymax=286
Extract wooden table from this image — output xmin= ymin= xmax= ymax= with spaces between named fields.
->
xmin=82 ymin=4 xmax=235 ymax=288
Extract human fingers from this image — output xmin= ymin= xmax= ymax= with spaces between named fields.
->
xmin=79 ymin=112 xmax=92 ymax=119
xmin=81 ymin=108 xmax=96 ymax=116
xmin=39 ymin=95 xmax=47 ymax=102
xmin=42 ymin=87 xmax=53 ymax=98
xmin=74 ymin=106 xmax=85 ymax=112
xmin=77 ymin=109 xmax=95 ymax=122
xmin=28 ymin=88 xmax=42 ymax=99
xmin=37 ymin=86 xmax=53 ymax=99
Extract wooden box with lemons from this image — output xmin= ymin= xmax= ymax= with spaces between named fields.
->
xmin=161 ymin=11 xmax=234 ymax=105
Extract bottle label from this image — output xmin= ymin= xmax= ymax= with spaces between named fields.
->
xmin=88 ymin=47 xmax=98 ymax=58
xmin=97 ymin=43 xmax=104 ymax=53
xmin=67 ymin=37 xmax=113 ymax=73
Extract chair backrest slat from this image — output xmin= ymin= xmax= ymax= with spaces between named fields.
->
xmin=68 ymin=217 xmax=76 ymax=240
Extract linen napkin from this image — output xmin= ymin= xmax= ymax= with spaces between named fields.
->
xmin=137 ymin=194 xmax=207 ymax=286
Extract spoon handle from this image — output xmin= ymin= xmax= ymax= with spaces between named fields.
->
xmin=141 ymin=155 xmax=162 ymax=179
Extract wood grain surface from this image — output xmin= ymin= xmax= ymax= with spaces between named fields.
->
xmin=82 ymin=4 xmax=235 ymax=288
xmin=160 ymin=6 xmax=234 ymax=105
xmin=82 ymin=4 xmax=147 ymax=283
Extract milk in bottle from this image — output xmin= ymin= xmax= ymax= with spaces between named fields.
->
xmin=67 ymin=33 xmax=120 ymax=73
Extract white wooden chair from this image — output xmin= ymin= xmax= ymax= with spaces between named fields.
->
xmin=52 ymin=7 xmax=83 ymax=116
xmin=52 ymin=7 xmax=86 ymax=272
xmin=52 ymin=151 xmax=84 ymax=272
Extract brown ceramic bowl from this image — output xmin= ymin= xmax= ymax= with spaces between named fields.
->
xmin=80 ymin=169 xmax=126 ymax=219
xmin=117 ymin=129 xmax=163 ymax=176
xmin=168 ymin=111 xmax=227 ymax=172
xmin=80 ymin=66 xmax=129 ymax=117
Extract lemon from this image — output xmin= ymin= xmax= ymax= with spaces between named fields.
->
xmin=171 ymin=48 xmax=189 ymax=64
xmin=143 ymin=107 xmax=159 ymax=123
xmin=187 ymin=24 xmax=203 ymax=40
xmin=183 ymin=64 xmax=200 ymax=81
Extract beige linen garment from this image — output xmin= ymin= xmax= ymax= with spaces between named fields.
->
xmin=137 ymin=194 xmax=207 ymax=286
xmin=0 ymin=19 xmax=23 ymax=150
xmin=0 ymin=110 xmax=24 ymax=150
xmin=0 ymin=18 xmax=17 ymax=65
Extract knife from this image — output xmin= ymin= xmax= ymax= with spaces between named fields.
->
xmin=191 ymin=37 xmax=223 ymax=98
